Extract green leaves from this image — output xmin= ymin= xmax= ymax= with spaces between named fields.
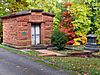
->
xmin=70 ymin=0 xmax=100 ymax=44
xmin=51 ymin=30 xmax=67 ymax=50
xmin=71 ymin=3 xmax=91 ymax=34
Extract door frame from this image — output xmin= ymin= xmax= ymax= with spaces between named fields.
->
xmin=31 ymin=23 xmax=41 ymax=45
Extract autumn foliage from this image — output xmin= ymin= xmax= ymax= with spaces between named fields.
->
xmin=64 ymin=2 xmax=72 ymax=7
xmin=60 ymin=2 xmax=76 ymax=45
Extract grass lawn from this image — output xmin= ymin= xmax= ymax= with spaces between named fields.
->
xmin=41 ymin=57 xmax=100 ymax=75
xmin=0 ymin=45 xmax=100 ymax=75
xmin=93 ymin=52 xmax=100 ymax=56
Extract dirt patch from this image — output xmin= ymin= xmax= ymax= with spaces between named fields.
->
xmin=34 ymin=50 xmax=64 ymax=56
xmin=67 ymin=51 xmax=92 ymax=58
xmin=67 ymin=51 xmax=100 ymax=58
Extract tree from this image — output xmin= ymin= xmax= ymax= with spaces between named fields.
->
xmin=60 ymin=2 xmax=76 ymax=45
xmin=82 ymin=0 xmax=100 ymax=43
xmin=0 ymin=0 xmax=29 ymax=13
xmin=71 ymin=3 xmax=91 ymax=35
xmin=84 ymin=0 xmax=98 ymax=34
xmin=94 ymin=2 xmax=100 ymax=44
xmin=71 ymin=0 xmax=100 ymax=44
xmin=7 ymin=0 xmax=29 ymax=12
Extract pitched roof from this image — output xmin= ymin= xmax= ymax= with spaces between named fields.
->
xmin=42 ymin=12 xmax=55 ymax=17
xmin=1 ymin=9 xmax=55 ymax=19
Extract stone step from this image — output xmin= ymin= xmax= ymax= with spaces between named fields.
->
xmin=85 ymin=45 xmax=98 ymax=48
xmin=34 ymin=50 xmax=64 ymax=57
xmin=84 ymin=47 xmax=99 ymax=52
xmin=30 ymin=46 xmax=47 ymax=50
xmin=30 ymin=45 xmax=51 ymax=49
xmin=86 ymin=43 xmax=98 ymax=46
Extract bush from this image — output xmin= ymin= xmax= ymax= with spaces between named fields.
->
xmin=51 ymin=30 xmax=67 ymax=50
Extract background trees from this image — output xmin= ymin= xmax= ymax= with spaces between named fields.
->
xmin=0 ymin=0 xmax=100 ymax=44
xmin=65 ymin=0 xmax=100 ymax=44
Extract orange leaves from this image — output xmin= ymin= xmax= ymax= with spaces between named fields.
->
xmin=65 ymin=28 xmax=73 ymax=32
xmin=66 ymin=40 xmax=74 ymax=45
xmin=62 ymin=11 xmax=68 ymax=16
xmin=59 ymin=1 xmax=76 ymax=45
xmin=63 ymin=2 xmax=72 ymax=7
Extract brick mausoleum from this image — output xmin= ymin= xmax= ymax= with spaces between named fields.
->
xmin=2 ymin=9 xmax=55 ymax=48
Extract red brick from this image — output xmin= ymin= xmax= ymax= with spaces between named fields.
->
xmin=17 ymin=15 xmax=29 ymax=22
xmin=43 ymin=15 xmax=53 ymax=22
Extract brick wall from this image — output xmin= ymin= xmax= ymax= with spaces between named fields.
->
xmin=3 ymin=17 xmax=17 ymax=45
xmin=3 ymin=15 xmax=31 ymax=48
xmin=42 ymin=15 xmax=54 ymax=45
xmin=16 ymin=15 xmax=31 ymax=46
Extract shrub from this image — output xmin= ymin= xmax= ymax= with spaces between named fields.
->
xmin=51 ymin=30 xmax=67 ymax=50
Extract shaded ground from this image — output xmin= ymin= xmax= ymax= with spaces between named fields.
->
xmin=0 ymin=48 xmax=70 ymax=75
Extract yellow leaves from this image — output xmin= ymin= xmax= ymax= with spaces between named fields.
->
xmin=73 ymin=41 xmax=80 ymax=45
xmin=81 ymin=35 xmax=87 ymax=44
xmin=75 ymin=31 xmax=84 ymax=37
xmin=7 ymin=0 xmax=29 ymax=12
xmin=74 ymin=38 xmax=81 ymax=41
xmin=73 ymin=38 xmax=81 ymax=45
xmin=73 ymin=34 xmax=87 ymax=45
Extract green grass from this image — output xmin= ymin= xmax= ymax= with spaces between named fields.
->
xmin=41 ymin=57 xmax=100 ymax=75
xmin=0 ymin=45 xmax=38 ymax=57
xmin=1 ymin=45 xmax=100 ymax=75
xmin=93 ymin=52 xmax=100 ymax=56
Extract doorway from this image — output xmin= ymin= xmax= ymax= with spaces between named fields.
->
xmin=31 ymin=24 xmax=40 ymax=45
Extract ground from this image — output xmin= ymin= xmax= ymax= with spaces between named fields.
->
xmin=0 ymin=45 xmax=100 ymax=75
xmin=0 ymin=48 xmax=69 ymax=75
